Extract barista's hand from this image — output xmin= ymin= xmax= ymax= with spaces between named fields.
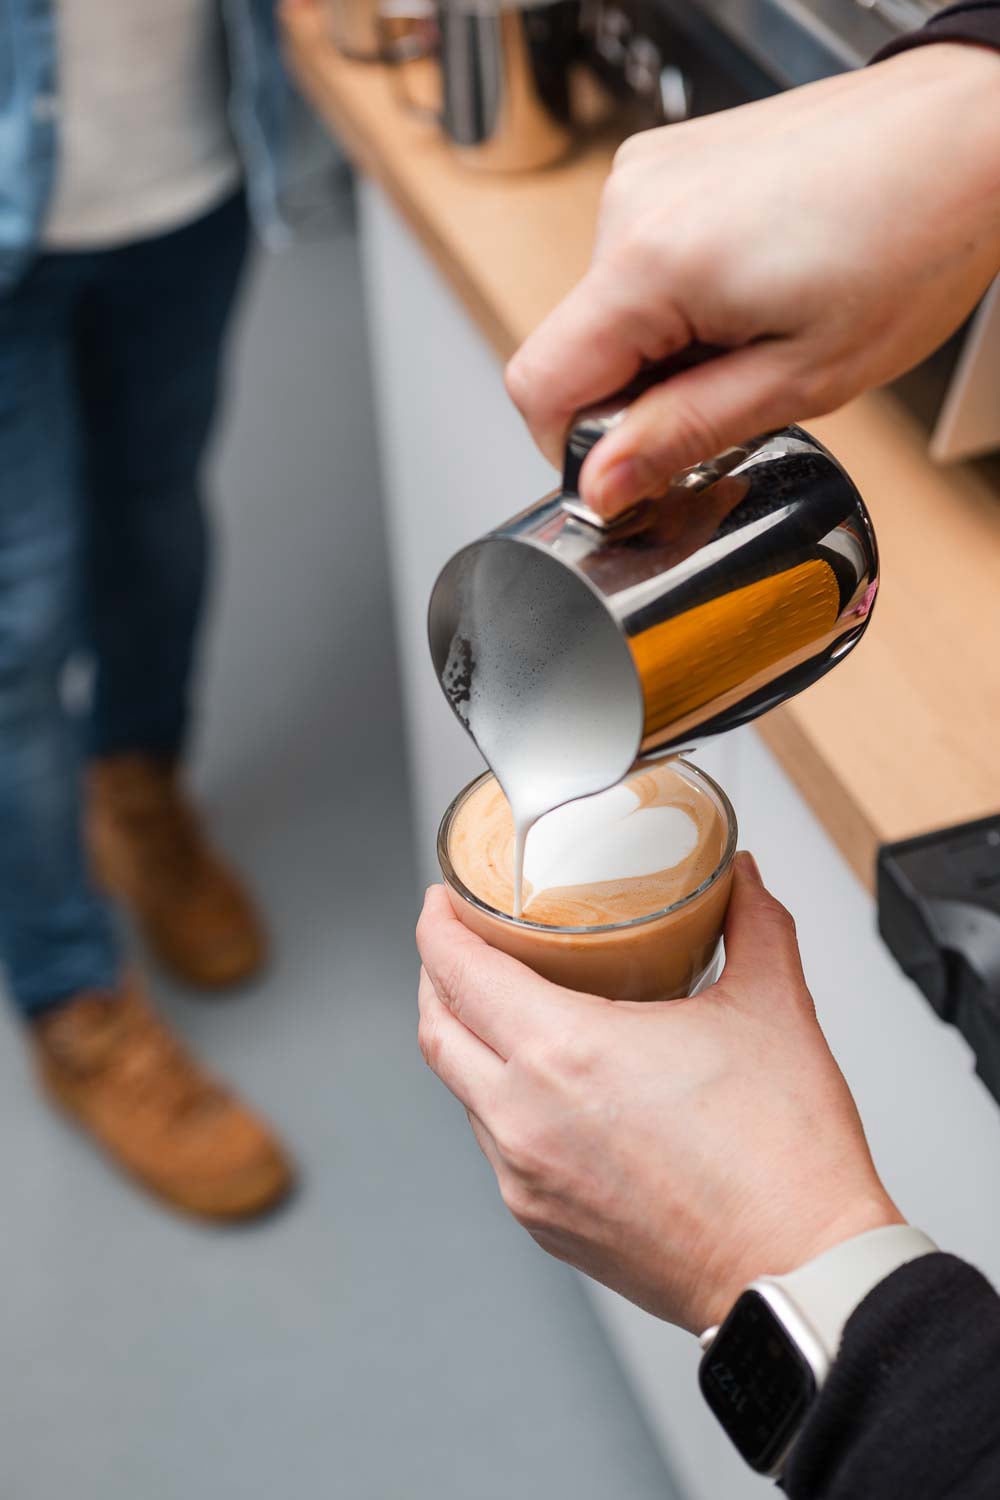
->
xmin=505 ymin=42 xmax=1000 ymax=519
xmin=416 ymin=854 xmax=902 ymax=1333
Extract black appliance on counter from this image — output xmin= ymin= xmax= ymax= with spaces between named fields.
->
xmin=581 ymin=0 xmax=1000 ymax=463
xmin=880 ymin=819 xmax=1000 ymax=1111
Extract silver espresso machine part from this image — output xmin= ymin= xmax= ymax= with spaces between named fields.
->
xmin=387 ymin=0 xmax=581 ymax=172
xmin=680 ymin=0 xmax=941 ymax=87
xmin=588 ymin=5 xmax=691 ymax=125
xmin=584 ymin=0 xmax=999 ymax=461
xmin=429 ymin=354 xmax=879 ymax=770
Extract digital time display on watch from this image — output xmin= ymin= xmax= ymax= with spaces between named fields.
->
xmin=698 ymin=1289 xmax=818 ymax=1475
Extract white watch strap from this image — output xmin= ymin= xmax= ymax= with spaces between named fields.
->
xmin=760 ymin=1224 xmax=937 ymax=1363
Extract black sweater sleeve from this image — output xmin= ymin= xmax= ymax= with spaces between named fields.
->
xmin=784 ymin=1253 xmax=1000 ymax=1499
xmin=871 ymin=2 xmax=1000 ymax=63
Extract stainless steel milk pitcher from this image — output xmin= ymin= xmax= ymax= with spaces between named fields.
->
xmin=428 ymin=354 xmax=879 ymax=768
xmin=385 ymin=0 xmax=580 ymax=171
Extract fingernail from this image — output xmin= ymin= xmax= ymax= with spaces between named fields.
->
xmin=738 ymin=851 xmax=763 ymax=883
xmin=591 ymin=456 xmax=641 ymax=514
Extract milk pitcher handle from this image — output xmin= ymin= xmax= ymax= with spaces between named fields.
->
xmin=560 ymin=342 xmax=726 ymax=525
xmin=378 ymin=0 xmax=441 ymax=123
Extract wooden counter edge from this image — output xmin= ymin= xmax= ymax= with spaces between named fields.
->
xmin=757 ymin=713 xmax=880 ymax=891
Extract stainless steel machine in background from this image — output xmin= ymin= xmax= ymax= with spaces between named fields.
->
xmin=582 ymin=0 xmax=1000 ymax=463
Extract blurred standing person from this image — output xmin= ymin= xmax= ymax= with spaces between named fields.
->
xmin=0 ymin=1 xmax=304 ymax=1217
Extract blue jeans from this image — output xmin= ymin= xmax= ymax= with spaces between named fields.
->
xmin=0 ymin=193 xmax=249 ymax=1017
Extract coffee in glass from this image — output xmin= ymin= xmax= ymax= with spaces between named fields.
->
xmin=438 ymin=757 xmax=737 ymax=1004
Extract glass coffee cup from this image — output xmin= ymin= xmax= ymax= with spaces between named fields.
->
xmin=437 ymin=759 xmax=737 ymax=1003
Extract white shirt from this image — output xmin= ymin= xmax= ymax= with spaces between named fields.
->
xmin=43 ymin=0 xmax=242 ymax=249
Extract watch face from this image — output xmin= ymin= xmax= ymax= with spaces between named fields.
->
xmin=698 ymin=1290 xmax=817 ymax=1475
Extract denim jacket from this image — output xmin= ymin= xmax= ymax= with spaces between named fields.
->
xmin=0 ymin=0 xmax=300 ymax=293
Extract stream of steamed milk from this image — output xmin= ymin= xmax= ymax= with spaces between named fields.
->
xmin=439 ymin=545 xmax=646 ymax=916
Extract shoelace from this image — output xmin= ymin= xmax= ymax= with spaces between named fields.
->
xmin=110 ymin=775 xmax=209 ymax=892
xmin=61 ymin=997 xmax=226 ymax=1121
xmin=114 ymin=1014 xmax=224 ymax=1119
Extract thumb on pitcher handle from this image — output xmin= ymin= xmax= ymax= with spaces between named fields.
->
xmin=561 ymin=343 xmax=729 ymax=521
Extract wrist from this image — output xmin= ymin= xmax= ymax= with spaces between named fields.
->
xmin=694 ymin=1190 xmax=904 ymax=1333
xmin=776 ymin=1193 xmax=908 ymax=1284
xmin=887 ymin=42 xmax=1000 ymax=209
xmin=882 ymin=37 xmax=1000 ymax=91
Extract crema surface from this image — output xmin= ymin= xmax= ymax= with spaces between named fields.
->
xmin=449 ymin=761 xmax=727 ymax=928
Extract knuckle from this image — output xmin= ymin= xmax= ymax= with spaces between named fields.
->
xmin=500 ymin=1176 xmax=548 ymax=1233
xmin=785 ymin=360 xmax=850 ymax=417
xmin=520 ymin=1027 xmax=595 ymax=1082
xmin=601 ymin=161 xmax=635 ymax=222
xmin=432 ymin=948 xmax=474 ymax=1024
xmin=504 ymin=349 xmax=534 ymax=413
xmin=496 ymin=1115 xmax=552 ymax=1187
xmin=611 ymin=135 xmax=641 ymax=173
xmin=758 ymin=896 xmax=797 ymax=946
xmin=771 ymin=899 xmax=798 ymax=939
xmin=785 ymin=366 xmax=828 ymax=412
xmin=548 ymin=1030 xmax=599 ymax=1085
xmin=793 ymin=983 xmax=818 ymax=1022
xmin=618 ymin=211 xmax=700 ymax=287
xmin=414 ymin=904 xmax=438 ymax=956
xmin=611 ymin=126 xmax=671 ymax=175
xmin=417 ymin=1012 xmax=443 ymax=1072
xmin=661 ymin=390 xmax=725 ymax=469
xmin=615 ymin=222 xmax=671 ymax=285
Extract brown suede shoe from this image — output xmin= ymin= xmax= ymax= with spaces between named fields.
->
xmin=87 ymin=754 xmax=267 ymax=989
xmin=31 ymin=981 xmax=294 ymax=1219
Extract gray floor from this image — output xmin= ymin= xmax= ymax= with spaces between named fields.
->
xmin=0 ymin=201 xmax=680 ymax=1499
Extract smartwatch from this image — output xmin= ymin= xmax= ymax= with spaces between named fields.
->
xmin=697 ymin=1224 xmax=936 ymax=1477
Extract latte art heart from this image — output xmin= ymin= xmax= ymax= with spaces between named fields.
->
xmin=449 ymin=760 xmax=728 ymax=928
xmin=524 ymin=785 xmax=699 ymax=897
